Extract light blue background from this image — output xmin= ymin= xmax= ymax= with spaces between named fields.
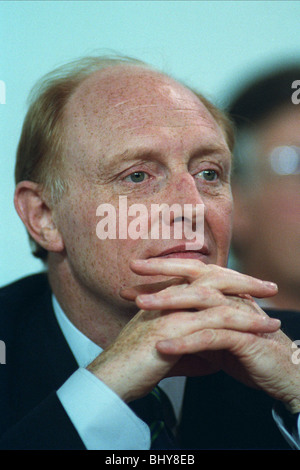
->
xmin=1 ymin=0 xmax=300 ymax=286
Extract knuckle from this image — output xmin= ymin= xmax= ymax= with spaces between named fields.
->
xmin=220 ymin=306 xmax=234 ymax=325
xmin=194 ymin=286 xmax=219 ymax=304
xmin=200 ymin=329 xmax=216 ymax=344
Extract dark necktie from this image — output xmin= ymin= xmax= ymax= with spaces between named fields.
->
xmin=129 ymin=386 xmax=178 ymax=449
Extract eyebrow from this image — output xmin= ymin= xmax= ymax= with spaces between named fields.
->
xmin=99 ymin=148 xmax=161 ymax=173
xmin=100 ymin=142 xmax=231 ymax=173
xmin=190 ymin=143 xmax=231 ymax=160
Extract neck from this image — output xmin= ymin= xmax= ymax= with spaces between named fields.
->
xmin=47 ymin=255 xmax=138 ymax=349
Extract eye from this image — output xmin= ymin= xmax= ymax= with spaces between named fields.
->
xmin=124 ymin=171 xmax=149 ymax=183
xmin=196 ymin=169 xmax=218 ymax=182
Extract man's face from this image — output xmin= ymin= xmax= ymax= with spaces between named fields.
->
xmin=54 ymin=66 xmax=233 ymax=313
xmin=233 ymin=104 xmax=300 ymax=289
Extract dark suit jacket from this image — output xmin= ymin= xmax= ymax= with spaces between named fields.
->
xmin=0 ymin=273 xmax=299 ymax=450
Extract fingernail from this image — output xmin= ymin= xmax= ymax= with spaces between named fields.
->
xmin=264 ymin=281 xmax=278 ymax=289
xmin=137 ymin=294 xmax=155 ymax=305
xmin=269 ymin=317 xmax=281 ymax=325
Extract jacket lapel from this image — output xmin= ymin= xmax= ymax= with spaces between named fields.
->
xmin=10 ymin=277 xmax=78 ymax=419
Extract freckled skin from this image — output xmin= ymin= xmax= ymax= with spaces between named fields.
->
xmin=48 ymin=65 xmax=233 ymax=347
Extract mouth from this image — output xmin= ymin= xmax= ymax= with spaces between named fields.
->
xmin=151 ymin=243 xmax=210 ymax=260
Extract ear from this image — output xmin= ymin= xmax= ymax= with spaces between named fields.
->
xmin=14 ymin=181 xmax=64 ymax=254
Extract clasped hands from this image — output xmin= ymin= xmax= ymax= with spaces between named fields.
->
xmin=88 ymin=258 xmax=300 ymax=413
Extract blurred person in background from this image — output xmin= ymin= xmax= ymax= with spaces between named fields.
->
xmin=228 ymin=66 xmax=300 ymax=310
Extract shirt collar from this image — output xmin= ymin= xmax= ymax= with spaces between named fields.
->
xmin=52 ymin=294 xmax=102 ymax=368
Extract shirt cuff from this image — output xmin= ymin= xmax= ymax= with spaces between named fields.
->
xmin=272 ymin=401 xmax=300 ymax=450
xmin=56 ymin=368 xmax=150 ymax=450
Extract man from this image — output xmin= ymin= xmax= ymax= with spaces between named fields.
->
xmin=1 ymin=55 xmax=300 ymax=450
xmin=228 ymin=66 xmax=300 ymax=310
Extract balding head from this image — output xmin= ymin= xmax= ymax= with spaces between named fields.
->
xmin=14 ymin=55 xmax=233 ymax=260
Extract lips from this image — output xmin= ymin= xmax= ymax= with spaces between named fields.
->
xmin=152 ymin=243 xmax=210 ymax=259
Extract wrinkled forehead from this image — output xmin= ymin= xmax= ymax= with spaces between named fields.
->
xmin=64 ymin=65 xmax=215 ymax=132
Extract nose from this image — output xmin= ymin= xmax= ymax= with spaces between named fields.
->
xmin=168 ymin=171 xmax=204 ymax=206
xmin=161 ymin=172 xmax=205 ymax=243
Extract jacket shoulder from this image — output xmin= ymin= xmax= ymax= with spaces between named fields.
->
xmin=0 ymin=273 xmax=50 ymax=326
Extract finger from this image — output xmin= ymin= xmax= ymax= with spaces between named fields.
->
xmin=136 ymin=288 xmax=270 ymax=317
xmin=130 ymin=258 xmax=278 ymax=298
xmin=131 ymin=258 xmax=207 ymax=281
xmin=194 ymin=270 xmax=278 ymax=298
xmin=136 ymin=286 xmax=249 ymax=310
xmin=155 ymin=307 xmax=281 ymax=336
xmin=156 ymin=328 xmax=256 ymax=355
xmin=136 ymin=282 xmax=276 ymax=313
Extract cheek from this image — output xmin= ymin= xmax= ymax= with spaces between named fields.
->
xmin=213 ymin=195 xmax=233 ymax=231
xmin=215 ymin=208 xmax=232 ymax=246
xmin=54 ymin=189 xmax=104 ymax=281
xmin=60 ymin=200 xmax=97 ymax=248
xmin=206 ymin=197 xmax=233 ymax=262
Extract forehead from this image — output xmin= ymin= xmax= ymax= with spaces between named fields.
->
xmin=63 ymin=65 xmax=226 ymax=160
xmin=68 ymin=65 xmax=206 ymax=113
